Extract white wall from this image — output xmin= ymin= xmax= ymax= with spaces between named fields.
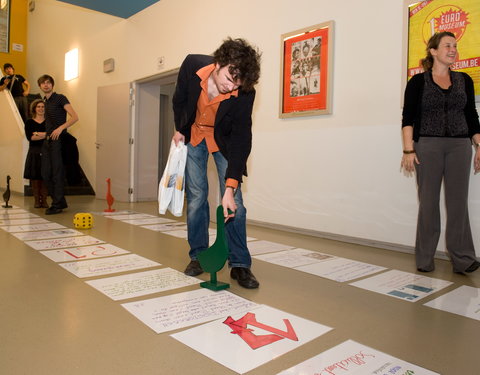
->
xmin=0 ymin=91 xmax=27 ymax=193
xmin=27 ymin=0 xmax=480 ymax=255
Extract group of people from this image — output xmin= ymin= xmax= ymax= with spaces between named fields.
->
xmin=1 ymin=64 xmax=79 ymax=215
xmin=2 ymin=31 xmax=478 ymax=290
xmin=177 ymin=33 xmax=480 ymax=289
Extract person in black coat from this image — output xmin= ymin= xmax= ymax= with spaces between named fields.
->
xmin=0 ymin=63 xmax=30 ymax=123
xmin=172 ymin=38 xmax=261 ymax=288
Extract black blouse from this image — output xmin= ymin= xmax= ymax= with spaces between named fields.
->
xmin=24 ymin=118 xmax=46 ymax=146
xmin=402 ymin=71 xmax=480 ymax=142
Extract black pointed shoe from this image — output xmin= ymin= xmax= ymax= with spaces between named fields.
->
xmin=465 ymin=260 xmax=480 ymax=273
xmin=45 ymin=206 xmax=63 ymax=215
xmin=184 ymin=260 xmax=203 ymax=276
xmin=230 ymin=267 xmax=259 ymax=289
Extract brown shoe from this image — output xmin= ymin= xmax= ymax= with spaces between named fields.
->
xmin=230 ymin=267 xmax=259 ymax=289
xmin=184 ymin=260 xmax=203 ymax=276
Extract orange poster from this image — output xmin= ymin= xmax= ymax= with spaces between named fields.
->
xmin=280 ymin=21 xmax=333 ymax=117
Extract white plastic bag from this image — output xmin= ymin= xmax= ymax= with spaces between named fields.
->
xmin=158 ymin=140 xmax=187 ymax=217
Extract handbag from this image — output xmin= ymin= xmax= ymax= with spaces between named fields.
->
xmin=158 ymin=140 xmax=187 ymax=216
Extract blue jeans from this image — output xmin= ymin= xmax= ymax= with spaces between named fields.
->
xmin=185 ymin=139 xmax=251 ymax=268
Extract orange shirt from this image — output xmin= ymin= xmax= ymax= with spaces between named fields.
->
xmin=191 ymin=64 xmax=239 ymax=188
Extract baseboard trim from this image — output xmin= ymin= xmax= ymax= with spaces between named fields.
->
xmin=246 ymin=219 xmax=450 ymax=261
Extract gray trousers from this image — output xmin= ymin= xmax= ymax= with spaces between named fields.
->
xmin=414 ymin=137 xmax=476 ymax=272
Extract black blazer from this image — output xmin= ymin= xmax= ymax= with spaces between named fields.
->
xmin=172 ymin=54 xmax=256 ymax=182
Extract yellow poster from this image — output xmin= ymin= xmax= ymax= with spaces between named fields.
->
xmin=408 ymin=0 xmax=480 ymax=97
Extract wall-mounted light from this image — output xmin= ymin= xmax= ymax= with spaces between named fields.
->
xmin=64 ymin=48 xmax=79 ymax=81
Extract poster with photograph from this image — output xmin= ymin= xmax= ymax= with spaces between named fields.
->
xmin=280 ymin=21 xmax=333 ymax=117
xmin=0 ymin=0 xmax=9 ymax=53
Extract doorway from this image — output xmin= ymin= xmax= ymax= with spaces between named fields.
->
xmin=132 ymin=71 xmax=178 ymax=201
xmin=133 ymin=69 xmax=220 ymax=215
xmin=96 ymin=68 xmax=219 ymax=215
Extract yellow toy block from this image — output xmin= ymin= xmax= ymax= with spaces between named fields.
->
xmin=73 ymin=213 xmax=94 ymax=229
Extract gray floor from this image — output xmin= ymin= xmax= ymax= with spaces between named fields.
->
xmin=1 ymin=194 xmax=478 ymax=375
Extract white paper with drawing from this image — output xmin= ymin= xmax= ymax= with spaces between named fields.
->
xmin=41 ymin=243 xmax=130 ymax=262
xmin=12 ymin=228 xmax=84 ymax=241
xmin=25 ymin=235 xmax=105 ymax=250
xmin=277 ymin=339 xmax=439 ymax=375
xmin=122 ymin=288 xmax=259 ymax=334
xmin=172 ymin=305 xmax=333 ymax=374
xmin=350 ymin=270 xmax=452 ymax=302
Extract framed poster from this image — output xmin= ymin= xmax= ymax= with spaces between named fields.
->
xmin=407 ymin=0 xmax=480 ymax=101
xmin=0 ymin=0 xmax=10 ymax=53
xmin=280 ymin=21 xmax=334 ymax=118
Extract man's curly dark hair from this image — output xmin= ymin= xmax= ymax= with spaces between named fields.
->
xmin=213 ymin=38 xmax=261 ymax=92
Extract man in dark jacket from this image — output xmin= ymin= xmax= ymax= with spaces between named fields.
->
xmin=172 ymin=38 xmax=261 ymax=288
xmin=38 ymin=74 xmax=79 ymax=215
xmin=0 ymin=63 xmax=30 ymax=122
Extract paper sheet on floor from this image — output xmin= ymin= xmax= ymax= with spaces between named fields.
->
xmin=0 ymin=217 xmax=49 ymax=225
xmin=208 ymin=234 xmax=258 ymax=246
xmin=350 ymin=269 xmax=453 ymax=302
xmin=41 ymin=243 xmax=130 ymax=262
xmin=122 ymin=288 xmax=259 ymax=334
xmin=277 ymin=339 xmax=439 ymax=375
xmin=0 ymin=207 xmax=25 ymax=214
xmin=254 ymin=248 xmax=335 ymax=268
xmin=0 ymin=212 xmax=39 ymax=219
xmin=59 ymin=253 xmax=160 ymax=278
xmin=86 ymin=267 xmax=201 ymax=300
xmin=247 ymin=240 xmax=294 ymax=255
xmin=0 ymin=222 xmax=65 ymax=232
xmin=171 ymin=305 xmax=333 ymax=374
xmin=424 ymin=285 xmax=480 ymax=321
xmin=94 ymin=210 xmax=137 ymax=216
xmin=107 ymin=213 xmax=157 ymax=220
xmin=120 ymin=217 xmax=175 ymax=225
xmin=12 ymin=228 xmax=84 ymax=241
xmin=25 ymin=235 xmax=105 ymax=250
xmin=161 ymin=227 xmax=215 ymax=240
xmin=140 ymin=221 xmax=187 ymax=232
xmin=296 ymin=257 xmax=387 ymax=282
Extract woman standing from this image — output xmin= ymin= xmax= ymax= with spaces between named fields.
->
xmin=24 ymin=99 xmax=49 ymax=208
xmin=401 ymin=32 xmax=480 ymax=274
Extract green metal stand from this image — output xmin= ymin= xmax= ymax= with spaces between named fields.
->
xmin=198 ymin=205 xmax=230 ymax=291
